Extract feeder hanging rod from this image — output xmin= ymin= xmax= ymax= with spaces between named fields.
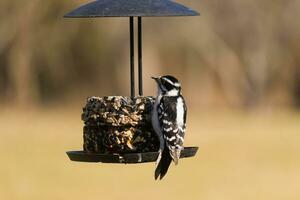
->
xmin=129 ymin=16 xmax=143 ymax=98
xmin=138 ymin=17 xmax=143 ymax=96
xmin=130 ymin=17 xmax=135 ymax=98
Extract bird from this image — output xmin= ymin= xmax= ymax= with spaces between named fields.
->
xmin=151 ymin=75 xmax=187 ymax=180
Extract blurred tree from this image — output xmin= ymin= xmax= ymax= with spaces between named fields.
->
xmin=0 ymin=0 xmax=300 ymax=109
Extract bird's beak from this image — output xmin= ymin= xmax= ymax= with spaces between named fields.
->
xmin=151 ymin=76 xmax=160 ymax=84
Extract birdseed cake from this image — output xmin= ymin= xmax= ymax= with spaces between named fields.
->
xmin=82 ymin=96 xmax=159 ymax=154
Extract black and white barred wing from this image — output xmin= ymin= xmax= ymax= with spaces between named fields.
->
xmin=158 ymin=96 xmax=187 ymax=164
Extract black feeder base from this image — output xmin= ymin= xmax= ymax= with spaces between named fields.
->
xmin=66 ymin=147 xmax=198 ymax=164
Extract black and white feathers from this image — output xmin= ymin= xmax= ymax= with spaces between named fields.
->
xmin=151 ymin=75 xmax=187 ymax=180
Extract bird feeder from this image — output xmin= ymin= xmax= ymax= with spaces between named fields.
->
xmin=65 ymin=0 xmax=199 ymax=164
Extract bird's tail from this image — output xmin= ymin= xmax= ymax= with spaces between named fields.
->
xmin=155 ymin=147 xmax=172 ymax=180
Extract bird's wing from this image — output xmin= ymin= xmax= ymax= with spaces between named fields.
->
xmin=158 ymin=96 xmax=186 ymax=163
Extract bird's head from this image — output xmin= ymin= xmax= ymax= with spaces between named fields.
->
xmin=151 ymin=75 xmax=181 ymax=96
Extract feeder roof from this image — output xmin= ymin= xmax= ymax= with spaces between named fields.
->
xmin=64 ymin=0 xmax=199 ymax=18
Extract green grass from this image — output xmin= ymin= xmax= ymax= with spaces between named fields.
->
xmin=0 ymin=109 xmax=300 ymax=200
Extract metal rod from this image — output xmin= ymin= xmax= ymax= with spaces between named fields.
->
xmin=130 ymin=17 xmax=135 ymax=98
xmin=138 ymin=17 xmax=143 ymax=96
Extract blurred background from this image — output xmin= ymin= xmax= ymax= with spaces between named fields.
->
xmin=0 ymin=0 xmax=300 ymax=199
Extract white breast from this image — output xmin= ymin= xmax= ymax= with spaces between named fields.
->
xmin=152 ymin=94 xmax=164 ymax=150
xmin=152 ymin=94 xmax=162 ymax=136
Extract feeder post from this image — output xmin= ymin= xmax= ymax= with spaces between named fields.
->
xmin=138 ymin=17 xmax=143 ymax=96
xmin=130 ymin=16 xmax=135 ymax=98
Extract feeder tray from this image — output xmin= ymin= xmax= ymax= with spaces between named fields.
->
xmin=64 ymin=0 xmax=200 ymax=163
xmin=67 ymin=147 xmax=198 ymax=163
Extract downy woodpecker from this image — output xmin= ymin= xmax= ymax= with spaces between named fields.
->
xmin=151 ymin=75 xmax=187 ymax=180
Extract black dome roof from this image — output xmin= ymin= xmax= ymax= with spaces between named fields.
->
xmin=64 ymin=0 xmax=199 ymax=18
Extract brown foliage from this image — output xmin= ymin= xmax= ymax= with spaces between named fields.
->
xmin=0 ymin=0 xmax=299 ymax=108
